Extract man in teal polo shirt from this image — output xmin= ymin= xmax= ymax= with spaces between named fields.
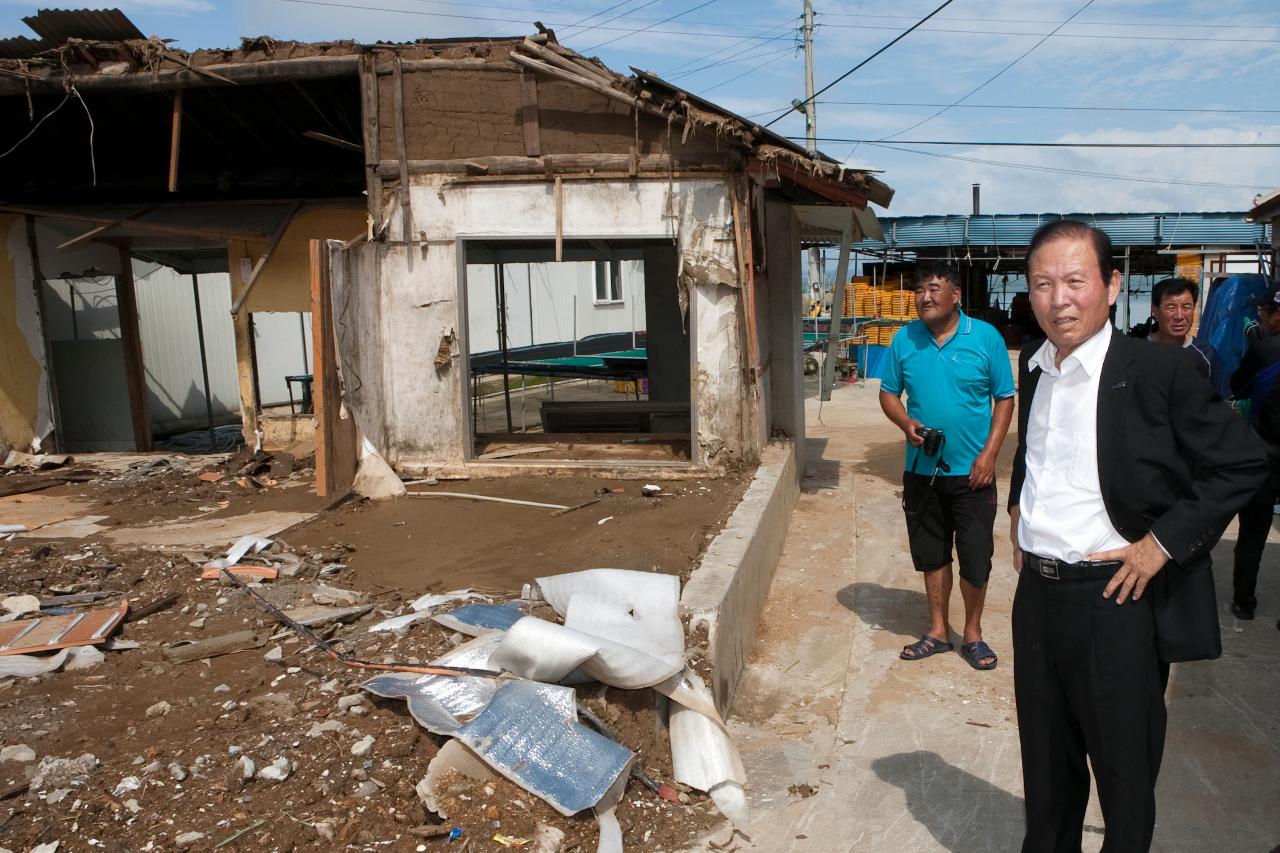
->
xmin=879 ymin=262 xmax=1016 ymax=670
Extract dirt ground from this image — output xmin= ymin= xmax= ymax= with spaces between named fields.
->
xmin=0 ymin=451 xmax=749 ymax=852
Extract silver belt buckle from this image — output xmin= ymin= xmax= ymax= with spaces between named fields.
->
xmin=1038 ymin=556 xmax=1059 ymax=580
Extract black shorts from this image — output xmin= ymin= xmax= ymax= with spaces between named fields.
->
xmin=902 ymin=471 xmax=997 ymax=587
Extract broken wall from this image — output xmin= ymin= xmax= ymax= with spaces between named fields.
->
xmin=335 ymin=176 xmax=754 ymax=471
xmin=0 ymin=215 xmax=48 ymax=454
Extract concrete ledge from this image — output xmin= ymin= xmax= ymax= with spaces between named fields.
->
xmin=681 ymin=440 xmax=799 ymax=714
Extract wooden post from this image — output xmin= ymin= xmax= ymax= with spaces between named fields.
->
xmin=393 ymin=54 xmax=413 ymax=268
xmin=168 ymin=89 xmax=183 ymax=193
xmin=310 ymin=239 xmax=357 ymax=497
xmin=229 ymin=241 xmax=259 ymax=447
xmin=358 ymin=53 xmax=383 ymax=226
xmin=520 ymin=70 xmax=541 ymax=157
xmin=114 ymin=248 xmax=152 ymax=451
xmin=554 ymin=176 xmax=563 ymax=262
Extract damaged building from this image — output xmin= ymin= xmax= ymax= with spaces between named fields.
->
xmin=0 ymin=9 xmax=893 ymax=487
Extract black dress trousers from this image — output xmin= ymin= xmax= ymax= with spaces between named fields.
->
xmin=1013 ymin=566 xmax=1168 ymax=853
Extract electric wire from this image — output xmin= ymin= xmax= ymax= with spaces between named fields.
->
xmin=875 ymin=0 xmax=1099 ymax=142
xmin=583 ymin=0 xmax=722 ymax=52
xmin=662 ymin=17 xmax=797 ymax=77
xmin=760 ymin=0 xmax=958 ymax=129
xmin=859 ymin=141 xmax=1271 ymax=191
xmin=791 ymin=138 xmax=1280 ymax=149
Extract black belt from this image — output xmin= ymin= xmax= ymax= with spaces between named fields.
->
xmin=1025 ymin=553 xmax=1122 ymax=581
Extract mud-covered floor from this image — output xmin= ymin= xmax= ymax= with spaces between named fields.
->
xmin=0 ymin=450 xmax=750 ymax=851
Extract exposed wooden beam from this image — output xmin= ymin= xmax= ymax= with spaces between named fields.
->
xmin=373 ymin=58 xmax=520 ymax=74
xmin=0 ymin=205 xmax=269 ymax=242
xmin=229 ymin=201 xmax=303 ymax=315
xmin=0 ymin=55 xmax=361 ymax=95
xmin=168 ymin=89 xmax=183 ymax=193
xmin=393 ymin=54 xmax=413 ymax=266
xmin=747 ymin=160 xmax=869 ymax=209
xmin=55 ymin=204 xmax=160 ymax=251
xmin=520 ymin=69 xmax=541 ymax=158
xmin=303 ymin=130 xmax=363 ymax=153
xmin=358 ymin=53 xmax=383 ymax=228
xmin=375 ymin=152 xmax=730 ymax=177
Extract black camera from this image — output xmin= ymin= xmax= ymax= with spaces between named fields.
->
xmin=918 ymin=426 xmax=945 ymax=457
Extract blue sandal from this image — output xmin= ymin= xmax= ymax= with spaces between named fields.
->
xmin=960 ymin=640 xmax=998 ymax=670
xmin=900 ymin=634 xmax=953 ymax=661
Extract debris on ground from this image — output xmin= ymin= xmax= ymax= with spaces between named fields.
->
xmin=0 ymin=458 xmax=749 ymax=850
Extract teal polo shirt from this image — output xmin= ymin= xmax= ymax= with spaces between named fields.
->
xmin=880 ymin=312 xmax=1015 ymax=476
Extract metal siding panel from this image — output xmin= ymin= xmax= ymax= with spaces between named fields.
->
xmin=20 ymin=9 xmax=144 ymax=44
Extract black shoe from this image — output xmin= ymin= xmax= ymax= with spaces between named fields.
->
xmin=1230 ymin=599 xmax=1256 ymax=620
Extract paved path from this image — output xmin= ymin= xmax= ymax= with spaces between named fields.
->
xmin=704 ymin=379 xmax=1280 ymax=852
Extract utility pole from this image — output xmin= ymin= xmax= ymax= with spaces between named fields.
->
xmin=799 ymin=0 xmax=826 ymax=312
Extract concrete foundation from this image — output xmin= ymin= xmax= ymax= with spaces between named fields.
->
xmin=682 ymin=440 xmax=800 ymax=714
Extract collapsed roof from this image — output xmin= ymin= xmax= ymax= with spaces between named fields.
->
xmin=0 ymin=8 xmax=893 ymax=209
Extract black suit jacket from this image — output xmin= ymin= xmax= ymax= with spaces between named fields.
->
xmin=1010 ymin=332 xmax=1267 ymax=662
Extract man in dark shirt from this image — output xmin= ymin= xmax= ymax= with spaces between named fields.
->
xmin=1148 ymin=277 xmax=1230 ymax=398
xmin=1229 ymin=280 xmax=1280 ymax=620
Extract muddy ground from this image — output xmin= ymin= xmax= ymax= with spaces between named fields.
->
xmin=0 ymin=452 xmax=749 ymax=852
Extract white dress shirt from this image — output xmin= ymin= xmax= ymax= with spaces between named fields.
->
xmin=1017 ymin=325 xmax=1130 ymax=563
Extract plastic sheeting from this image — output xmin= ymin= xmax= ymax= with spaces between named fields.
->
xmin=1198 ymin=273 xmax=1269 ymax=380
xmin=361 ymin=633 xmax=504 ymax=735
xmin=433 ymin=601 xmax=527 ymax=636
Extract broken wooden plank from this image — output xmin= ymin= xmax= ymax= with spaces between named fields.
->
xmin=55 ymin=205 xmax=160 ymax=251
xmin=124 ymin=593 xmax=180 ymax=623
xmin=163 ymin=629 xmax=268 ymax=664
xmin=201 ymin=564 xmax=279 ymax=582
xmin=0 ymin=600 xmax=127 ymax=656
xmin=302 ymin=130 xmax=363 ymax=152
xmin=374 ymin=153 xmax=729 ymax=178
xmin=358 ymin=53 xmax=383 ymax=227
xmin=277 ymin=603 xmax=373 ymax=628
xmin=0 ymin=204 xmax=268 ymax=242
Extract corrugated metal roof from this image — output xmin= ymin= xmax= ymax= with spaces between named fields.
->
xmin=0 ymin=8 xmax=143 ymax=59
xmin=21 ymin=8 xmax=144 ymax=44
xmin=854 ymin=212 xmax=1271 ymax=250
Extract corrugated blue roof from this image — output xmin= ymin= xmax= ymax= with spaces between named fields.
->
xmin=856 ymin=212 xmax=1271 ymax=250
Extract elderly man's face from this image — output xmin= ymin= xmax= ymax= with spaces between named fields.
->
xmin=1027 ymin=236 xmax=1120 ymax=361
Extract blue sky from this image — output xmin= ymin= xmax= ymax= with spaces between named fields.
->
xmin=3 ymin=0 xmax=1278 ymax=215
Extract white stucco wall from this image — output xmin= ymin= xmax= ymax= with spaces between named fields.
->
xmin=336 ymin=176 xmax=752 ymax=470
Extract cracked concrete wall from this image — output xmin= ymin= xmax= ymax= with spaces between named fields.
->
xmin=335 ymin=176 xmax=763 ymax=471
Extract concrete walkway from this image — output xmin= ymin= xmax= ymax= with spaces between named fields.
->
xmin=708 ymin=379 xmax=1280 ymax=852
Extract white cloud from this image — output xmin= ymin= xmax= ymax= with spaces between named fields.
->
xmin=858 ymin=123 xmax=1280 ymax=215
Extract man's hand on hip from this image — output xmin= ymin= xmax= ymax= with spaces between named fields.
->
xmin=1090 ymin=534 xmax=1169 ymax=604
xmin=969 ymin=449 xmax=997 ymax=490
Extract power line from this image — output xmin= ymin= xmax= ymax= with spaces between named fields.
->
xmin=274 ymin=0 xmax=797 ymax=41
xmin=669 ymin=42 xmax=796 ymax=80
xmin=700 ymin=46 xmax=794 ymax=93
xmin=583 ymin=0 xmax=722 ymax=52
xmin=814 ymin=11 xmax=1280 ymax=31
xmin=562 ymin=0 xmax=665 ymax=41
xmin=793 ymin=137 xmax=1280 ymax=149
xmin=876 ymin=0 xmax=1098 ymax=142
xmin=761 ymin=0 xmax=958 ymax=129
xmin=557 ymin=0 xmax=641 ymax=35
xmin=817 ymin=100 xmax=1280 ymax=116
xmin=815 ymin=21 xmax=1280 ymax=44
xmin=858 ymin=142 xmax=1271 ymax=191
xmin=662 ymin=19 xmax=796 ymax=77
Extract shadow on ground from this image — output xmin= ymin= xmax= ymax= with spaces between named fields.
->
xmin=837 ymin=581 xmax=928 ymax=639
xmin=871 ymin=750 xmax=1026 ymax=853
xmin=801 ymin=437 xmax=841 ymax=493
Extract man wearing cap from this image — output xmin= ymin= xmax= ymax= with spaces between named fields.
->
xmin=1010 ymin=220 xmax=1265 ymax=852
xmin=1228 ymin=279 xmax=1280 ymax=621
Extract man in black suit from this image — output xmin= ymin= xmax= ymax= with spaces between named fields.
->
xmin=1008 ymin=220 xmax=1265 ymax=853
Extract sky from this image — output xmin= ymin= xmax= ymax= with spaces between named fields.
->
xmin=2 ymin=0 xmax=1278 ymax=216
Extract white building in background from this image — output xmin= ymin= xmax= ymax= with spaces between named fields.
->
xmin=465 ymin=260 xmax=648 ymax=353
xmin=41 ymin=262 xmax=312 ymax=443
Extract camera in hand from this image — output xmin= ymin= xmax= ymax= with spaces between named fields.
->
xmin=918 ymin=426 xmax=945 ymax=457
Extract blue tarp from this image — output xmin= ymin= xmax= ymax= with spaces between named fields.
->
xmin=1196 ymin=274 xmax=1270 ymax=381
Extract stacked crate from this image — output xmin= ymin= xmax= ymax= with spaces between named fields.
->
xmin=871 ymin=283 xmax=918 ymax=345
